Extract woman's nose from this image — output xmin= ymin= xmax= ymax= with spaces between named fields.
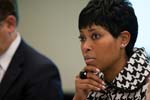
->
xmin=82 ymin=41 xmax=92 ymax=53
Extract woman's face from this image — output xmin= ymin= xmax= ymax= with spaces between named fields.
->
xmin=79 ymin=25 xmax=124 ymax=73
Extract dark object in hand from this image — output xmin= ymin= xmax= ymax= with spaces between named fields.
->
xmin=79 ymin=71 xmax=87 ymax=79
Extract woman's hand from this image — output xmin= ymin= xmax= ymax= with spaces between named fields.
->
xmin=73 ymin=66 xmax=106 ymax=100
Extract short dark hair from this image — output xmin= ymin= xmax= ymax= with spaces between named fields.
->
xmin=79 ymin=0 xmax=138 ymax=57
xmin=0 ymin=0 xmax=19 ymax=25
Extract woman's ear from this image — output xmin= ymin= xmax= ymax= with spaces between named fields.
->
xmin=4 ymin=15 xmax=16 ymax=33
xmin=120 ymin=31 xmax=131 ymax=48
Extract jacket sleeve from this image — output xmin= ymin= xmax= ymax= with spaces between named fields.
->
xmin=23 ymin=63 xmax=63 ymax=100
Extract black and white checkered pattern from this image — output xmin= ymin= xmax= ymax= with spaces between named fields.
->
xmin=87 ymin=48 xmax=150 ymax=100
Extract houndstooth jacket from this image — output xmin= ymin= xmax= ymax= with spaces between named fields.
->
xmin=87 ymin=48 xmax=150 ymax=100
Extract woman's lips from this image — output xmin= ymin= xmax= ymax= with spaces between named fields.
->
xmin=84 ymin=57 xmax=96 ymax=65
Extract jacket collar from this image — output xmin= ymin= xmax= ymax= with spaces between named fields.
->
xmin=0 ymin=40 xmax=24 ymax=99
xmin=112 ymin=48 xmax=150 ymax=91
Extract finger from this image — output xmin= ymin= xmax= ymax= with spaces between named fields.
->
xmin=78 ymin=70 xmax=105 ymax=85
xmin=85 ymin=78 xmax=105 ymax=90
xmin=76 ymin=74 xmax=105 ymax=88
xmin=86 ymin=72 xmax=105 ymax=85
xmin=76 ymin=77 xmax=106 ymax=90
xmin=76 ymin=78 xmax=105 ymax=91
xmin=84 ymin=66 xmax=100 ymax=74
xmin=78 ymin=83 xmax=101 ymax=91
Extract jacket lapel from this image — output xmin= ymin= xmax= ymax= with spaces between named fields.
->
xmin=0 ymin=41 xmax=24 ymax=99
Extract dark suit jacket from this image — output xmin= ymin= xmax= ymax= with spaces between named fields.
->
xmin=0 ymin=40 xmax=63 ymax=100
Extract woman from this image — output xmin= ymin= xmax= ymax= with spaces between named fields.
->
xmin=73 ymin=0 xmax=150 ymax=99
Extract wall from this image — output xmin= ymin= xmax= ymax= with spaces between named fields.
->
xmin=17 ymin=0 xmax=88 ymax=93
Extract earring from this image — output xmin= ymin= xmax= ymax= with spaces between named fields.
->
xmin=121 ymin=44 xmax=126 ymax=47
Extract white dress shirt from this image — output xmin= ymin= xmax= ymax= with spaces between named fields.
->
xmin=0 ymin=32 xmax=21 ymax=82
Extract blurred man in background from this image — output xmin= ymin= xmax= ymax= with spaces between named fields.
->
xmin=0 ymin=0 xmax=63 ymax=100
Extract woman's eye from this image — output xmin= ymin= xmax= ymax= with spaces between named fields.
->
xmin=78 ymin=35 xmax=86 ymax=42
xmin=91 ymin=33 xmax=100 ymax=40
